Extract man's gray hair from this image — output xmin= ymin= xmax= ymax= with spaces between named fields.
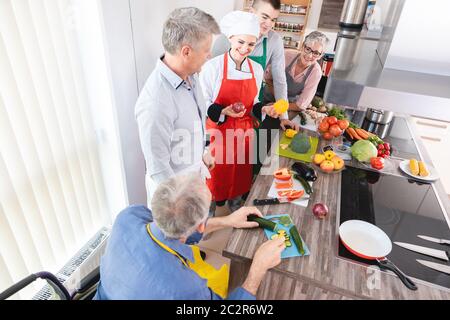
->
xmin=162 ymin=7 xmax=220 ymax=54
xmin=151 ymin=173 xmax=211 ymax=239
xmin=304 ymin=31 xmax=329 ymax=50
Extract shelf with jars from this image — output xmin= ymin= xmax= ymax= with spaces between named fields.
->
xmin=243 ymin=0 xmax=311 ymax=50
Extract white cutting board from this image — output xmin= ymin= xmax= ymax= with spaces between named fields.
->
xmin=292 ymin=112 xmax=320 ymax=132
xmin=268 ymin=178 xmax=313 ymax=207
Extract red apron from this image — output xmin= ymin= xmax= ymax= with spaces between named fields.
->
xmin=206 ymin=54 xmax=258 ymax=202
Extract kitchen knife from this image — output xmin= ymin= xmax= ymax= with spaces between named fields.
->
xmin=394 ymin=242 xmax=450 ymax=261
xmin=416 ymin=259 xmax=450 ymax=275
xmin=253 ymin=198 xmax=289 ymax=206
xmin=417 ymin=235 xmax=450 ymax=245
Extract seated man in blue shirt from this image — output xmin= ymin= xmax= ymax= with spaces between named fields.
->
xmin=94 ymin=173 xmax=285 ymax=300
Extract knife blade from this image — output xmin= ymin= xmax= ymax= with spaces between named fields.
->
xmin=417 ymin=235 xmax=450 ymax=245
xmin=394 ymin=242 xmax=450 ymax=261
xmin=253 ymin=198 xmax=289 ymax=206
xmin=416 ymin=259 xmax=450 ymax=275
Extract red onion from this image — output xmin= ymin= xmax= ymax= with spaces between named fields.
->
xmin=312 ymin=203 xmax=329 ymax=219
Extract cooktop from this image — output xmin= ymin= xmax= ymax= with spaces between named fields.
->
xmin=339 ymin=166 xmax=450 ymax=289
xmin=343 ymin=109 xmax=420 ymax=160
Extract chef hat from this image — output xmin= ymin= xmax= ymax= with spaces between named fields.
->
xmin=220 ymin=11 xmax=260 ymax=39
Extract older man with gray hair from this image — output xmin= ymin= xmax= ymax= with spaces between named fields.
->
xmin=94 ymin=173 xmax=285 ymax=300
xmin=136 ymin=7 xmax=220 ymax=206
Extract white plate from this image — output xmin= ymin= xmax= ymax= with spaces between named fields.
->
xmin=398 ymin=160 xmax=439 ymax=182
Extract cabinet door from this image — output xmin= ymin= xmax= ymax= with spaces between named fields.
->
xmin=412 ymin=117 xmax=450 ymax=195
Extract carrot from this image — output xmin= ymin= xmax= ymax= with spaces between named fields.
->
xmin=355 ymin=128 xmax=369 ymax=140
xmin=362 ymin=129 xmax=375 ymax=137
xmin=347 ymin=127 xmax=362 ymax=140
xmin=346 ymin=128 xmax=354 ymax=139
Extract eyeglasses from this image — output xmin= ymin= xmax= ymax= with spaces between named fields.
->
xmin=303 ymin=44 xmax=322 ymax=58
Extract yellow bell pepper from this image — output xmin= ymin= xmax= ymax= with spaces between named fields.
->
xmin=285 ymin=129 xmax=298 ymax=138
xmin=273 ymin=99 xmax=289 ymax=114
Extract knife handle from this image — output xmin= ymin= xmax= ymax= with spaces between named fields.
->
xmin=253 ymin=198 xmax=280 ymax=206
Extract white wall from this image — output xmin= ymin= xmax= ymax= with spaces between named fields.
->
xmin=384 ymin=0 xmax=450 ymax=76
xmin=99 ymin=0 xmax=146 ymax=207
xmin=74 ymin=0 xmax=129 ymax=217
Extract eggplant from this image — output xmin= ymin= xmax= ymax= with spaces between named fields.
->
xmin=291 ymin=162 xmax=317 ymax=182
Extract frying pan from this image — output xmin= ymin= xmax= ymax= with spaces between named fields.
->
xmin=339 ymin=220 xmax=417 ymax=290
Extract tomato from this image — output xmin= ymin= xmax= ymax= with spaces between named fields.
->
xmin=370 ymin=157 xmax=385 ymax=170
xmin=329 ymin=124 xmax=343 ymax=137
xmin=337 ymin=119 xmax=349 ymax=130
xmin=318 ymin=121 xmax=329 ymax=133
xmin=327 ymin=116 xmax=338 ymax=125
xmin=322 ymin=132 xmax=333 ymax=140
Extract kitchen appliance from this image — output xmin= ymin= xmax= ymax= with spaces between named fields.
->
xmin=339 ymin=166 xmax=450 ymax=289
xmin=418 ymin=235 xmax=450 ymax=245
xmin=417 ymin=260 xmax=450 ymax=275
xmin=339 ymin=0 xmax=369 ymax=29
xmin=365 ymin=108 xmax=394 ymax=124
xmin=394 ymin=242 xmax=450 ymax=261
xmin=344 ymin=109 xmax=420 ymax=159
xmin=339 ymin=220 xmax=417 ymax=290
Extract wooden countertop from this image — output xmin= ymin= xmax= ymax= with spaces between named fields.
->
xmin=222 ymin=116 xmax=450 ymax=300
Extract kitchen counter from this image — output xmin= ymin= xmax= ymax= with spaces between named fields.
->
xmin=222 ymin=115 xmax=450 ymax=300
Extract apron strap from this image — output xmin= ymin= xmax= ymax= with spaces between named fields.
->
xmin=222 ymin=53 xmax=228 ymax=80
xmin=288 ymin=53 xmax=302 ymax=70
xmin=146 ymin=223 xmax=189 ymax=268
xmin=247 ymin=58 xmax=256 ymax=79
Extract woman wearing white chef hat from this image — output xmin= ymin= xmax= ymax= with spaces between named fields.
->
xmin=199 ymin=11 xmax=278 ymax=212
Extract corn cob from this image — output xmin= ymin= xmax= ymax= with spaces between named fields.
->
xmin=418 ymin=161 xmax=429 ymax=177
xmin=409 ymin=159 xmax=419 ymax=176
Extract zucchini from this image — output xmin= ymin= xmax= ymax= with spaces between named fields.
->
xmin=247 ymin=214 xmax=277 ymax=231
xmin=289 ymin=225 xmax=305 ymax=255
xmin=294 ymin=174 xmax=313 ymax=195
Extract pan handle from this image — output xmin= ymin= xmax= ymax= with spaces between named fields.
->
xmin=377 ymin=259 xmax=418 ymax=291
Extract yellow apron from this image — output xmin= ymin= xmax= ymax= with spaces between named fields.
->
xmin=146 ymin=224 xmax=229 ymax=299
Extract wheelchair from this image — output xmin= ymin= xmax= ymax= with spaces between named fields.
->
xmin=0 ymin=267 xmax=100 ymax=300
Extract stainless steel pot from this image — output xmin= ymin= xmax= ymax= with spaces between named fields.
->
xmin=365 ymin=108 xmax=394 ymax=124
xmin=361 ymin=118 xmax=392 ymax=139
xmin=340 ymin=0 xmax=369 ymax=29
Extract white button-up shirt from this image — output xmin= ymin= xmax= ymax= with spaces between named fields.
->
xmin=135 ymin=57 xmax=207 ymax=201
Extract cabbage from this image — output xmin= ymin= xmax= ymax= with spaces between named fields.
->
xmin=351 ymin=140 xmax=378 ymax=162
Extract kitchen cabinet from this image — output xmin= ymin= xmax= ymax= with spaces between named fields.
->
xmin=243 ymin=0 xmax=312 ymax=49
xmin=411 ymin=117 xmax=450 ymax=196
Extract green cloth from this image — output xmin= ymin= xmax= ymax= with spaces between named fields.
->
xmin=249 ymin=38 xmax=268 ymax=176
xmin=248 ymin=38 xmax=267 ymax=102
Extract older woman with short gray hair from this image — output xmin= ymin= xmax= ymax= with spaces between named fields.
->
xmin=264 ymin=31 xmax=329 ymax=111
xmin=135 ymin=7 xmax=220 ymax=207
